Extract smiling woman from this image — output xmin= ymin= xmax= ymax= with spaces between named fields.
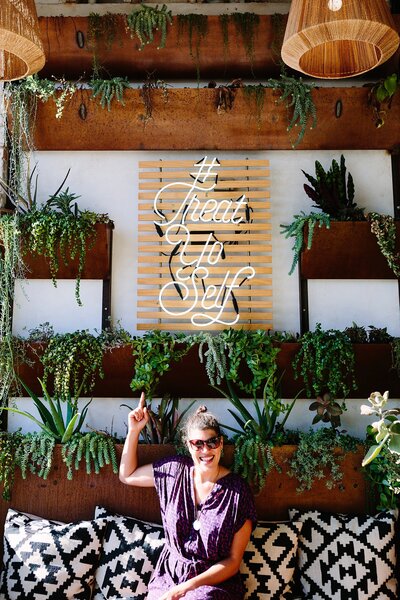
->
xmin=119 ymin=395 xmax=256 ymax=600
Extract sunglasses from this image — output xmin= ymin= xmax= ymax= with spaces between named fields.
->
xmin=189 ymin=436 xmax=222 ymax=451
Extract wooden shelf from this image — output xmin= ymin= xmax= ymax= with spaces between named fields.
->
xmin=31 ymin=87 xmax=400 ymax=151
xmin=300 ymin=222 xmax=400 ymax=279
xmin=16 ymin=341 xmax=400 ymax=399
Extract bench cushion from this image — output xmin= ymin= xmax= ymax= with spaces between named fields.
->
xmin=289 ymin=508 xmax=398 ymax=600
xmin=0 ymin=508 xmax=107 ymax=599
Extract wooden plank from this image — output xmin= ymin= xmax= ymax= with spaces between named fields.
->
xmin=139 ymin=179 xmax=270 ymax=189
xmin=137 ymin=300 xmax=272 ymax=308
xmin=138 ymin=266 xmax=272 ymax=274
xmin=137 ymin=311 xmax=273 ymax=320
xmin=139 ymin=288 xmax=272 ymax=298
xmin=138 ymin=191 xmax=270 ymax=200
xmin=138 ymin=201 xmax=271 ymax=211
xmin=139 ymin=169 xmax=270 ymax=179
xmin=139 ymin=160 xmax=270 ymax=168
xmin=138 ymin=255 xmax=272 ymax=264
xmin=137 ymin=277 xmax=271 ymax=286
xmin=138 ymin=244 xmax=272 ymax=253
xmin=137 ymin=323 xmax=273 ymax=330
xmin=139 ymin=233 xmax=271 ymax=242
xmin=138 ymin=223 xmax=271 ymax=231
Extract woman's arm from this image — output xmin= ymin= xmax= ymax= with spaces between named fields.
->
xmin=159 ymin=518 xmax=253 ymax=600
xmin=119 ymin=392 xmax=155 ymax=487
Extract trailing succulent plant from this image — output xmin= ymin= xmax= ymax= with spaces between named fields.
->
xmin=91 ymin=76 xmax=130 ymax=111
xmin=293 ymin=323 xmax=356 ymax=400
xmin=302 ymin=155 xmax=365 ymax=221
xmin=126 ymin=5 xmax=173 ymax=50
xmin=61 ymin=432 xmax=118 ymax=480
xmin=15 ymin=432 xmax=55 ymax=480
xmin=177 ymin=14 xmax=208 ymax=83
xmin=41 ymin=330 xmax=104 ymax=400
xmin=280 ymin=211 xmax=331 ymax=275
xmin=0 ymin=431 xmax=23 ymax=500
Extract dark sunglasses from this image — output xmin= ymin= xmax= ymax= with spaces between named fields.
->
xmin=189 ymin=436 xmax=222 ymax=451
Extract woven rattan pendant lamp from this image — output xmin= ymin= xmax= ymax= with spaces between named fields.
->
xmin=281 ymin=0 xmax=400 ymax=79
xmin=0 ymin=0 xmax=45 ymax=81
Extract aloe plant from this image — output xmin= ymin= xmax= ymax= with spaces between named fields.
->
xmin=2 ymin=378 xmax=91 ymax=443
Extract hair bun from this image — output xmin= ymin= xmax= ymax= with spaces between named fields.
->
xmin=196 ymin=405 xmax=208 ymax=415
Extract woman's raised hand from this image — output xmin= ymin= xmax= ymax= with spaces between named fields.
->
xmin=128 ymin=392 xmax=149 ymax=434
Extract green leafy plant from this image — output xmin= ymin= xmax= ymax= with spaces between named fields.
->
xmin=368 ymin=73 xmax=399 ymax=128
xmin=243 ymin=84 xmax=265 ymax=128
xmin=368 ymin=325 xmax=393 ymax=344
xmin=41 ymin=330 xmax=104 ymax=400
xmin=288 ymin=428 xmax=359 ymax=492
xmin=294 ymin=323 xmax=356 ymax=399
xmin=218 ymin=369 xmax=298 ymax=492
xmin=368 ymin=212 xmax=400 ymax=277
xmin=361 ymin=391 xmax=400 ymax=508
xmin=122 ymin=394 xmax=195 ymax=445
xmin=87 ymin=12 xmax=121 ymax=76
xmin=61 ymin=432 xmax=118 ymax=480
xmin=302 ymin=155 xmax=364 ymax=221
xmin=392 ymin=337 xmax=400 ymax=378
xmin=2 ymin=378 xmax=91 ymax=443
xmin=126 ymin=5 xmax=172 ymax=50
xmin=232 ymin=13 xmax=260 ymax=75
xmin=0 ymin=431 xmax=23 ymax=500
xmin=130 ymin=330 xmax=194 ymax=400
xmin=361 ymin=391 xmax=400 ymax=465
xmin=91 ymin=76 xmax=130 ymax=111
xmin=280 ymin=211 xmax=331 ymax=275
xmin=343 ymin=322 xmax=368 ymax=344
xmin=0 ymin=214 xmax=24 ymax=406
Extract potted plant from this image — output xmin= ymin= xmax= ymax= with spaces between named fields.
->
xmin=281 ymin=155 xmax=400 ymax=279
xmin=360 ymin=390 xmax=400 ymax=509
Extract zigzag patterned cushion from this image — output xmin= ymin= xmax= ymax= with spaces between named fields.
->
xmin=289 ymin=508 xmax=398 ymax=600
xmin=240 ymin=521 xmax=303 ymax=600
xmin=92 ymin=506 xmax=165 ymax=600
xmin=0 ymin=508 xmax=107 ymax=599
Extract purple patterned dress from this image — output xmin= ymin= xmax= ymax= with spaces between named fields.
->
xmin=147 ymin=455 xmax=257 ymax=600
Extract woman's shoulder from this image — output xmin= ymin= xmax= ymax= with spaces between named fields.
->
xmin=218 ymin=470 xmax=253 ymax=495
xmin=153 ymin=453 xmax=193 ymax=473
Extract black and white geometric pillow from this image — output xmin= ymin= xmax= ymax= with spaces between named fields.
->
xmin=0 ymin=508 xmax=107 ymax=599
xmin=289 ymin=508 xmax=398 ymax=600
xmin=92 ymin=506 xmax=165 ymax=600
xmin=240 ymin=521 xmax=303 ymax=600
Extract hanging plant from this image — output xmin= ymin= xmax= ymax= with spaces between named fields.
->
xmin=243 ymin=84 xmax=266 ymax=128
xmin=219 ymin=14 xmax=229 ymax=70
xmin=91 ymin=76 xmax=130 ymax=111
xmin=87 ymin=12 xmax=121 ymax=76
xmin=126 ymin=5 xmax=172 ymax=51
xmin=0 ymin=431 xmax=23 ymax=501
xmin=368 ymin=212 xmax=400 ymax=277
xmin=139 ymin=74 xmax=170 ymax=124
xmin=368 ymin=73 xmax=399 ymax=128
xmin=5 ymin=76 xmax=76 ymax=196
xmin=61 ymin=432 xmax=118 ymax=480
xmin=293 ymin=323 xmax=356 ymax=399
xmin=232 ymin=13 xmax=260 ymax=76
xmin=41 ymin=330 xmax=104 ymax=400
xmin=0 ymin=214 xmax=24 ymax=406
xmin=15 ymin=432 xmax=55 ymax=480
xmin=280 ymin=211 xmax=331 ymax=275
xmin=264 ymin=70 xmax=317 ymax=147
xmin=177 ymin=14 xmax=208 ymax=83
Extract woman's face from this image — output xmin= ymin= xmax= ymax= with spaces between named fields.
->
xmin=187 ymin=427 xmax=222 ymax=472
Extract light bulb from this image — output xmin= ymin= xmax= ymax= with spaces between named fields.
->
xmin=327 ymin=0 xmax=343 ymax=11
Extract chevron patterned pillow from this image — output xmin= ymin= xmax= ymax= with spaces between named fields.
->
xmin=92 ymin=506 xmax=164 ymax=600
xmin=0 ymin=508 xmax=107 ymax=599
xmin=289 ymin=508 xmax=398 ymax=600
xmin=240 ymin=521 xmax=303 ymax=600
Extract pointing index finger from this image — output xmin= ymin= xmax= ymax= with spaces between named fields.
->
xmin=139 ymin=392 xmax=146 ymax=408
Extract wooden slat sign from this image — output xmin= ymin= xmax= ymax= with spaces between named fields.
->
xmin=137 ymin=157 xmax=272 ymax=330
